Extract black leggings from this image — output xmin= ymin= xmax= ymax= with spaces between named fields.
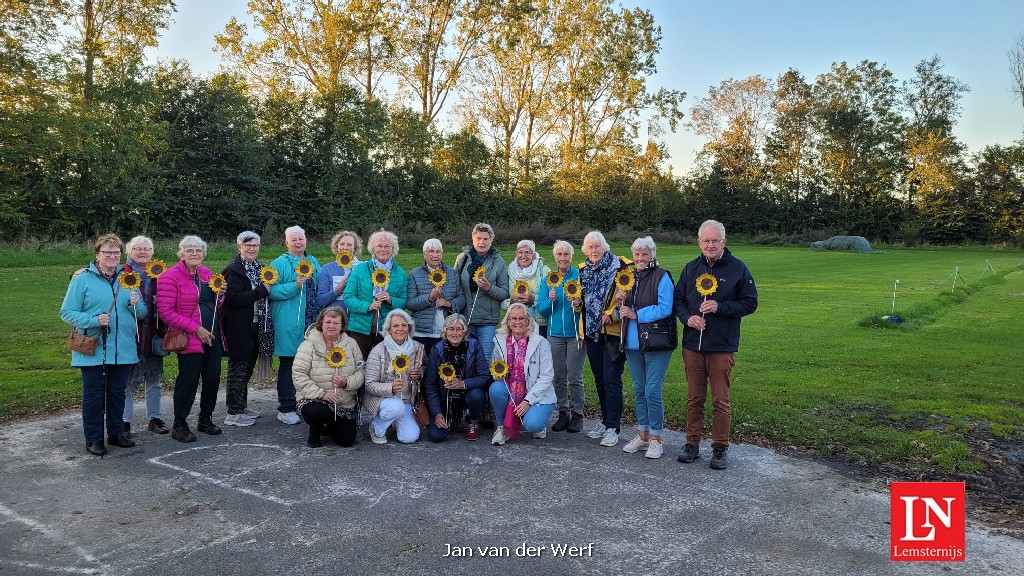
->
xmin=300 ymin=402 xmax=357 ymax=447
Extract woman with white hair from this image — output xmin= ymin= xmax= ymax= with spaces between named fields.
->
xmin=343 ymin=229 xmax=408 ymax=362
xmin=421 ymin=314 xmax=490 ymax=442
xmin=617 ymin=236 xmax=676 ymax=459
xmin=364 ymin=310 xmax=424 ymax=444
xmin=488 ymin=303 xmax=557 ymax=445
xmin=121 ymin=235 xmax=169 ymax=436
xmin=503 ymin=239 xmax=551 ymax=337
xmin=268 ymin=225 xmax=322 ymax=426
xmin=537 ymin=240 xmax=585 ymax=433
xmin=406 ymin=238 xmax=465 ymax=352
xmin=157 ymin=235 xmax=223 ymax=443
xmin=572 ymin=230 xmax=631 ymax=448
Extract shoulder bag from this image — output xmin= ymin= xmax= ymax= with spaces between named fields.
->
xmin=67 ymin=281 xmax=118 ymax=355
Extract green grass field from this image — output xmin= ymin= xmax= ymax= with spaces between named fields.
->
xmin=2 ymin=240 xmax=1022 ymax=480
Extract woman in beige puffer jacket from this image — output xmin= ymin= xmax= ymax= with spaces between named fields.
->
xmin=294 ymin=307 xmax=364 ymax=447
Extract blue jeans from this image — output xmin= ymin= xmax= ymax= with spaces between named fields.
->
xmin=372 ymin=398 xmax=420 ymax=443
xmin=625 ymin=349 xmax=671 ymax=436
xmin=585 ymin=335 xmax=626 ymax=432
xmin=81 ymin=364 xmax=133 ymax=442
xmin=469 ymin=325 xmax=496 ymax=364
xmin=488 ymin=381 xmax=555 ymax=434
xmin=549 ymin=336 xmax=586 ymax=415
xmin=276 ymin=356 xmax=297 ymax=413
xmin=124 ymin=355 xmax=164 ymax=422
xmin=427 ymin=387 xmax=486 ymax=442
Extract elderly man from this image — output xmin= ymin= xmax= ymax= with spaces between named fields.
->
xmin=407 ymin=238 xmax=466 ymax=351
xmin=673 ymin=220 xmax=758 ymax=470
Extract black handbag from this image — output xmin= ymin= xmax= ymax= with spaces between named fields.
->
xmin=638 ymin=317 xmax=678 ymax=352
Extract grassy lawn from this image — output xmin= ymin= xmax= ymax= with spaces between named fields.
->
xmin=2 ymin=240 xmax=1022 ymax=482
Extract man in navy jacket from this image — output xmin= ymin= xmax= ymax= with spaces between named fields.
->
xmin=673 ymin=220 xmax=758 ymax=470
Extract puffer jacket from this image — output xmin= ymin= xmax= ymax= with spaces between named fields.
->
xmin=156 ymin=259 xmax=211 ymax=355
xmin=292 ymin=326 xmax=364 ymax=409
xmin=421 ymin=336 xmax=490 ymax=418
xmin=364 ymin=340 xmax=426 ymax=418
xmin=406 ymin=262 xmax=465 ymax=337
xmin=343 ymin=260 xmax=408 ymax=337
xmin=61 ymin=261 xmax=148 ymax=367
xmin=454 ymin=247 xmax=509 ymax=327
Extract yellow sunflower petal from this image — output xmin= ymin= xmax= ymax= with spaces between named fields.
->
xmin=208 ymin=273 xmax=226 ymax=292
xmin=429 ymin=269 xmax=447 ymax=287
xmin=119 ymin=271 xmax=141 ymax=290
xmin=260 ymin=266 xmax=279 ymax=285
xmin=615 ymin=269 xmax=635 ymax=291
xmin=563 ymin=280 xmax=581 ymax=298
xmin=295 ymin=259 xmax=313 ymax=278
xmin=513 ymin=280 xmax=530 ymax=296
xmin=391 ymin=354 xmax=411 ymax=373
xmin=696 ymin=273 xmax=718 ymax=297
xmin=439 ymin=363 xmax=456 ymax=382
xmin=473 ymin=266 xmax=487 ymax=282
xmin=144 ymin=259 xmax=166 ymax=279
xmin=545 ymin=271 xmax=563 ymax=288
xmin=327 ymin=346 xmax=346 ymax=368
xmin=372 ymin=268 xmax=391 ymax=288
xmin=489 ymin=359 xmax=509 ymax=380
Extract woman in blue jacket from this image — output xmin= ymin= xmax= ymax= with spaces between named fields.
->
xmin=61 ymin=233 xmax=146 ymax=456
xmin=537 ymin=240 xmax=585 ymax=433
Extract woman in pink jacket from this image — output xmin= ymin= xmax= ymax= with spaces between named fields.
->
xmin=157 ymin=235 xmax=223 ymax=443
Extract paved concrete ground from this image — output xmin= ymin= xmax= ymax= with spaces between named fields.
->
xmin=0 ymin=389 xmax=1020 ymax=576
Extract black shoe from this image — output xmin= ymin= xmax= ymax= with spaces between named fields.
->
xmin=107 ymin=434 xmax=136 ymax=448
xmin=566 ymin=413 xmax=583 ymax=433
xmin=197 ymin=417 xmax=222 ymax=435
xmin=551 ymin=411 xmax=570 ymax=432
xmin=148 ymin=417 xmax=170 ymax=434
xmin=677 ymin=443 xmax=700 ymax=463
xmin=171 ymin=422 xmax=197 ymax=443
xmin=85 ymin=441 xmax=107 ymax=456
xmin=479 ymin=417 xmax=495 ymax=430
xmin=709 ymin=445 xmax=728 ymax=470
xmin=307 ymin=433 xmax=323 ymax=448
xmin=123 ymin=422 xmax=132 ymax=439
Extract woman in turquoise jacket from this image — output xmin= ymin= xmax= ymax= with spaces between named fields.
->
xmin=61 ymin=233 xmax=146 ymax=456
xmin=536 ymin=240 xmax=585 ymax=433
xmin=268 ymin=225 xmax=322 ymax=425
xmin=343 ymin=229 xmax=408 ymax=362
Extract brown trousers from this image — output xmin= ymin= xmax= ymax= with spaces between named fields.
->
xmin=682 ymin=349 xmax=735 ymax=448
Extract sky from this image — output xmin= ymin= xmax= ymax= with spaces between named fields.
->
xmin=148 ymin=0 xmax=1024 ymax=175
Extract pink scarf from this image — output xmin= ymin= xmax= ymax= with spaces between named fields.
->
xmin=502 ymin=333 xmax=528 ymax=437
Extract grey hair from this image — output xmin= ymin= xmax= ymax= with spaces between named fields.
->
xmin=126 ymin=235 xmax=153 ymax=253
xmin=699 ymin=220 xmax=727 ymax=239
xmin=284 ymin=225 xmax=305 ymax=239
xmin=552 ymin=240 xmax=574 ymax=258
xmin=516 ymin=239 xmax=536 ymax=254
xmin=472 ymin=222 xmax=495 ymax=239
xmin=441 ymin=313 xmax=469 ymax=336
xmin=368 ymin=230 xmax=400 ymax=257
xmin=383 ymin=308 xmax=414 ymax=335
xmin=422 ymin=238 xmax=443 ymax=253
xmin=236 ymin=231 xmax=260 ymax=245
xmin=497 ymin=302 xmax=537 ymax=336
xmin=631 ymin=236 xmax=657 ymax=258
xmin=583 ymin=230 xmax=610 ymax=252
xmin=176 ymin=235 xmax=207 ymax=258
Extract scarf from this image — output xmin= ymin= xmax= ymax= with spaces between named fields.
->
xmin=371 ymin=257 xmax=394 ymax=296
xmin=501 ymin=333 xmax=529 ymax=437
xmin=442 ymin=338 xmax=469 ymax=421
xmin=465 ymin=249 xmax=490 ymax=293
xmin=383 ymin=334 xmax=417 ymax=403
xmin=237 ymin=254 xmax=275 ymax=357
xmin=507 ymin=256 xmax=540 ymax=281
xmin=580 ymin=250 xmax=619 ymax=340
xmin=303 ymin=265 xmax=320 ymax=331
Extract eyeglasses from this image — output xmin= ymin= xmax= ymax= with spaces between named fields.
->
xmin=507 ymin=316 xmax=529 ymax=322
xmin=183 ymin=248 xmax=204 ymax=255
xmin=99 ymin=250 xmax=121 ymax=256
xmin=131 ymin=247 xmax=153 ymax=252
xmin=242 ymin=243 xmax=260 ymax=249
xmin=699 ymin=239 xmax=723 ymax=246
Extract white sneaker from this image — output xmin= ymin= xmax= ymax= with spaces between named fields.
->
xmin=599 ymin=428 xmax=619 ymax=447
xmin=491 ymin=426 xmax=507 ymax=445
xmin=369 ymin=423 xmax=387 ymax=444
xmin=586 ymin=424 xmax=607 ymax=439
xmin=645 ymin=438 xmax=664 ymax=459
xmin=622 ymin=435 xmax=649 ymax=453
xmin=277 ymin=411 xmax=300 ymax=425
xmin=224 ymin=413 xmax=256 ymax=427
xmin=533 ymin=427 xmax=547 ymax=439
xmin=243 ymin=407 xmax=261 ymax=418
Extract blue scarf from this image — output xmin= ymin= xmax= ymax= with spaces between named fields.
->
xmin=580 ymin=250 xmax=619 ymax=340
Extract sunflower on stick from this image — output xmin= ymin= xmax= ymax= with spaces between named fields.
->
xmin=695 ymin=273 xmax=718 ymax=350
xmin=466 ymin=266 xmax=487 ymax=325
xmin=295 ymin=260 xmax=314 ymax=323
xmin=119 ymin=270 xmax=142 ymax=341
xmin=208 ymin=273 xmax=226 ymax=335
xmin=327 ymin=346 xmax=347 ymax=420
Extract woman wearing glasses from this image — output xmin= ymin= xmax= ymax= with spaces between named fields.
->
xmin=488 ymin=303 xmax=556 ymax=445
xmin=421 ymin=314 xmax=490 ymax=442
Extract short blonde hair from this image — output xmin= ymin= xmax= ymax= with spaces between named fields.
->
xmin=93 ymin=233 xmax=124 ymax=255
xmin=497 ymin=302 xmax=537 ymax=336
xmin=331 ymin=230 xmax=363 ymax=256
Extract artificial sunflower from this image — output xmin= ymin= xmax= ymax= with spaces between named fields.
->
xmin=472 ymin=266 xmax=487 ymax=282
xmin=615 ymin=268 xmax=635 ymax=291
xmin=489 ymin=359 xmax=509 ymax=380
xmin=391 ymin=354 xmax=411 ymax=373
xmin=326 ymin=347 xmax=347 ymax=368
xmin=438 ymin=363 xmax=457 ymax=383
xmin=545 ymin=271 xmax=563 ymax=288
xmin=336 ymin=250 xmax=354 ymax=268
xmin=695 ymin=273 xmax=718 ymax=297
xmin=429 ymin=269 xmax=447 ymax=287
xmin=512 ymin=280 xmax=530 ymax=296
xmin=119 ymin=271 xmax=141 ymax=290
xmin=260 ymin=266 xmax=279 ymax=285
xmin=371 ymin=268 xmax=391 ymax=288
xmin=208 ymin=273 xmax=226 ymax=293
xmin=144 ymin=259 xmax=166 ymax=279
xmin=295 ymin=259 xmax=314 ymax=278
xmin=563 ymin=279 xmax=582 ymax=299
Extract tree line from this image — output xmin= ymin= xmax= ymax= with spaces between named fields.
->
xmin=1 ymin=1 xmax=1022 ymax=246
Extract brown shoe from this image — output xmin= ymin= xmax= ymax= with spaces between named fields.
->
xmin=148 ymin=418 xmax=170 ymax=434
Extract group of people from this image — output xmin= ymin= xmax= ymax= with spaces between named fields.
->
xmin=61 ymin=220 xmax=757 ymax=470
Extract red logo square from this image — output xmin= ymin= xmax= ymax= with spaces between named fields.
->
xmin=890 ymin=481 xmax=965 ymax=562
